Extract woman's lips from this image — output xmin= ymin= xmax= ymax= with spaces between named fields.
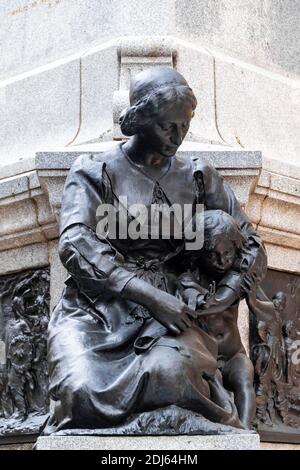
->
xmin=164 ymin=145 xmax=178 ymax=152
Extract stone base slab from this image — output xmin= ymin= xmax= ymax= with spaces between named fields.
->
xmin=36 ymin=433 xmax=260 ymax=450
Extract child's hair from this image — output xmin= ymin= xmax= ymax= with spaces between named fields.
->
xmin=202 ymin=210 xmax=246 ymax=252
xmin=272 ymin=291 xmax=287 ymax=311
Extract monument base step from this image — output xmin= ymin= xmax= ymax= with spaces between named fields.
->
xmin=36 ymin=433 xmax=260 ymax=450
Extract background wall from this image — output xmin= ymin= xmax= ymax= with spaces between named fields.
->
xmin=0 ymin=0 xmax=175 ymax=80
xmin=1 ymin=0 xmax=299 ymax=81
xmin=176 ymin=0 xmax=300 ymax=78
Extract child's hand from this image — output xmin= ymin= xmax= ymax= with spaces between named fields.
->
xmin=180 ymin=288 xmax=207 ymax=310
xmin=175 ymin=274 xmax=209 ymax=310
xmin=191 ymin=281 xmax=216 ymax=314
xmin=206 ymin=281 xmax=216 ymax=299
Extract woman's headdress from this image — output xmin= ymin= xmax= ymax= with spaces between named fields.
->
xmin=129 ymin=67 xmax=189 ymax=105
xmin=120 ymin=67 xmax=196 ymax=136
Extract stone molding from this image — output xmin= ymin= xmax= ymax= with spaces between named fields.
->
xmin=245 ymin=166 xmax=300 ymax=274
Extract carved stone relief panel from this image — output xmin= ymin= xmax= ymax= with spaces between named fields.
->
xmin=250 ymin=269 xmax=300 ymax=443
xmin=0 ymin=268 xmax=50 ymax=440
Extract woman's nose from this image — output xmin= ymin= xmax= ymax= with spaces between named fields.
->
xmin=170 ymin=126 xmax=183 ymax=146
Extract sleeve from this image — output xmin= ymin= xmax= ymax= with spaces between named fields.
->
xmin=59 ymin=225 xmax=136 ymax=303
xmin=59 ymin=153 xmax=106 ymax=234
xmin=58 ymin=154 xmax=136 ymax=303
xmin=194 ymin=160 xmax=268 ymax=295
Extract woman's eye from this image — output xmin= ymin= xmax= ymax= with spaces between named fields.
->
xmin=158 ymin=123 xmax=172 ymax=131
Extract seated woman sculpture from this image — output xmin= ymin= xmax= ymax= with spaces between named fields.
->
xmin=45 ymin=67 xmax=267 ymax=434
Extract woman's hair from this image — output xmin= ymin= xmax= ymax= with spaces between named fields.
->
xmin=119 ymin=84 xmax=197 ymax=136
xmin=202 ymin=210 xmax=246 ymax=252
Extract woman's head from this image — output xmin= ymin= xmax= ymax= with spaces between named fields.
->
xmin=120 ymin=67 xmax=197 ymax=157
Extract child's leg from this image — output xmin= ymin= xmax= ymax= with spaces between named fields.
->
xmin=222 ymin=352 xmax=256 ymax=428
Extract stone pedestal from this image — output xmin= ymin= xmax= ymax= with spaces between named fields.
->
xmin=1 ymin=140 xmax=299 ymax=444
xmin=36 ymin=433 xmax=260 ymax=450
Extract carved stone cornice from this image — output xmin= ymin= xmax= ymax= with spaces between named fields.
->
xmin=246 ymin=163 xmax=300 ymax=273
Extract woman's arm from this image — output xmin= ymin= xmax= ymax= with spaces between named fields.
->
xmin=59 ymin=223 xmax=137 ymax=302
xmin=60 ymin=223 xmax=196 ymax=334
xmin=58 ymin=152 xmax=196 ymax=333
xmin=58 ymin=152 xmax=144 ymax=302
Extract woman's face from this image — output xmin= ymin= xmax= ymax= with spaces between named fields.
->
xmin=141 ymin=99 xmax=194 ymax=158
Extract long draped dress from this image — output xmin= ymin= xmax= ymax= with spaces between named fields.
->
xmin=45 ymin=143 xmax=267 ymax=433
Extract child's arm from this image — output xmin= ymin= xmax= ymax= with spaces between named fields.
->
xmin=197 ymin=285 xmax=238 ymax=317
xmin=246 ymin=287 xmax=278 ymax=324
xmin=197 ymin=271 xmax=242 ymax=317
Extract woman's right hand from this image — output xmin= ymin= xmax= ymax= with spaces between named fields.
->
xmin=123 ymin=277 xmax=197 ymax=335
xmin=145 ymin=289 xmax=198 ymax=335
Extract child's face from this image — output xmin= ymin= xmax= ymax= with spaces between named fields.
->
xmin=272 ymin=293 xmax=286 ymax=313
xmin=204 ymin=238 xmax=236 ymax=274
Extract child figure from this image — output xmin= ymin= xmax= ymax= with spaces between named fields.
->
xmin=283 ymin=319 xmax=300 ymax=386
xmin=176 ymin=209 xmax=256 ymax=428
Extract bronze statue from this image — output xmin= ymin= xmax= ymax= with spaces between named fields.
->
xmin=44 ymin=67 xmax=267 ymax=435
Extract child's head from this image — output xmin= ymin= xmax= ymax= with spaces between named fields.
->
xmin=272 ymin=292 xmax=287 ymax=314
xmin=199 ymin=210 xmax=246 ymax=275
